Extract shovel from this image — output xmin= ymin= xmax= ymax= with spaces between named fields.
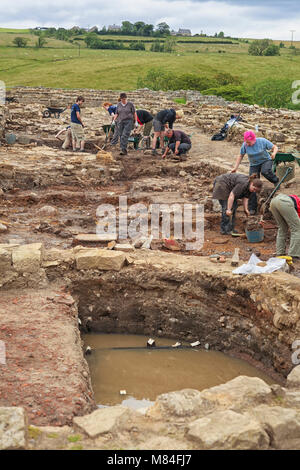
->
xmin=259 ymin=166 xmax=293 ymax=223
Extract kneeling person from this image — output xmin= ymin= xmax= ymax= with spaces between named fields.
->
xmin=162 ymin=129 xmax=191 ymax=159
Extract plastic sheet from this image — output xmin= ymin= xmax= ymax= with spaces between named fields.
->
xmin=232 ymin=253 xmax=287 ymax=275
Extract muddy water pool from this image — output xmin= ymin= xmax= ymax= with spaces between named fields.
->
xmin=83 ymin=333 xmax=275 ymax=409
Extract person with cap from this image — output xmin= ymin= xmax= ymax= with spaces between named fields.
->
xmin=112 ymin=93 xmax=137 ymax=155
xmin=213 ymin=173 xmax=263 ymax=235
xmin=151 ymin=109 xmax=184 ymax=156
xmin=231 ymin=131 xmax=279 ymax=214
xmin=162 ymin=129 xmax=191 ymax=159
xmin=269 ymin=194 xmax=300 ymax=262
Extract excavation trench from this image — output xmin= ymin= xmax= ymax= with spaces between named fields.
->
xmin=1 ymin=135 xmax=300 ymax=427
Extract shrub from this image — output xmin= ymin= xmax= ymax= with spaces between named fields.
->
xmin=202 ymin=84 xmax=254 ymax=104
xmin=251 ymin=79 xmax=300 ymax=109
xmin=248 ymin=39 xmax=271 ymax=56
xmin=13 ymin=37 xmax=28 ymax=47
xmin=150 ymin=40 xmax=164 ymax=52
xmin=263 ymin=44 xmax=280 ymax=56
xmin=214 ymin=72 xmax=241 ymax=85
xmin=137 ymin=69 xmax=218 ymax=91
xmin=129 ymin=41 xmax=145 ymax=50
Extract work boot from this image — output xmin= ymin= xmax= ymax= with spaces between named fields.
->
xmin=119 ymin=149 xmax=127 ymax=155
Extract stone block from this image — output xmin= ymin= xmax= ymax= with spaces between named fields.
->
xmin=73 ymin=406 xmax=132 ymax=438
xmin=75 ymin=248 xmax=125 ymax=271
xmin=0 ymin=248 xmax=12 ymax=272
xmin=148 ymin=389 xmax=204 ymax=420
xmin=249 ymin=405 xmax=300 ymax=449
xmin=287 ymin=366 xmax=300 ymax=388
xmin=0 ymin=407 xmax=27 ymax=450
xmin=199 ymin=376 xmax=272 ymax=411
xmin=43 ymin=248 xmax=74 ymax=264
xmin=187 ymin=410 xmax=269 ymax=450
xmin=12 ymin=243 xmax=42 ymax=273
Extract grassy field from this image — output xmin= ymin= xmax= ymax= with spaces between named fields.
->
xmin=0 ymin=29 xmax=299 ymax=95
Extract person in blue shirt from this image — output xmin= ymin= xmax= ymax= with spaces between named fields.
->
xmin=231 ymin=130 xmax=279 ymax=214
xmin=103 ymin=101 xmax=119 ymax=144
xmin=70 ymin=96 xmax=85 ymax=152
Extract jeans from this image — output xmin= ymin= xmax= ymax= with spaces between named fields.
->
xmin=219 ymin=199 xmax=238 ymax=234
xmin=248 ymin=160 xmax=279 ymax=212
xmin=169 ymin=143 xmax=191 ymax=155
xmin=110 ymin=123 xmax=119 ymax=145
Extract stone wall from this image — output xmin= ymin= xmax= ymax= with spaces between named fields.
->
xmin=5 ymin=86 xmax=300 ymax=152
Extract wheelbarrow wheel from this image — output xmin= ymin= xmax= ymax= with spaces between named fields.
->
xmin=43 ymin=110 xmax=51 ymax=118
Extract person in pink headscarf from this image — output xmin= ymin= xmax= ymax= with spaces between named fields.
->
xmin=231 ymin=131 xmax=279 ymax=214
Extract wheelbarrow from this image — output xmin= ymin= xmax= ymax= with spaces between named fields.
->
xmin=128 ymin=133 xmax=142 ymax=150
xmin=272 ymin=151 xmax=300 ymax=182
xmin=42 ymin=107 xmax=67 ymax=118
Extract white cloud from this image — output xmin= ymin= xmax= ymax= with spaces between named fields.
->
xmin=0 ymin=0 xmax=299 ymax=40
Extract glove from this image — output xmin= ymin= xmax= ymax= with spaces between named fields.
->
xmin=135 ymin=121 xmax=139 ymax=128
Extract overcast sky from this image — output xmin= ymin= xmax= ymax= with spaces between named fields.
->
xmin=1 ymin=0 xmax=299 ymax=40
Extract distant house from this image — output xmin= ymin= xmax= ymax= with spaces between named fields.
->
xmin=88 ymin=26 xmax=98 ymax=33
xmin=177 ymin=28 xmax=191 ymax=36
xmin=108 ymin=24 xmax=121 ymax=32
xmin=34 ymin=27 xmax=50 ymax=31
xmin=71 ymin=26 xmax=81 ymax=32
xmin=170 ymin=30 xmax=177 ymax=36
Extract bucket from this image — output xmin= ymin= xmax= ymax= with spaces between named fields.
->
xmin=5 ymin=133 xmax=16 ymax=145
xmin=245 ymin=228 xmax=264 ymax=243
xmin=276 ymin=163 xmax=295 ymax=182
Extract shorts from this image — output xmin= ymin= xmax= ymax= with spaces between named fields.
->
xmin=71 ymin=122 xmax=84 ymax=142
xmin=153 ymin=119 xmax=165 ymax=132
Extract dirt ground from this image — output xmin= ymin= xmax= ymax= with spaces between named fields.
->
xmin=1 ymin=113 xmax=300 ymax=432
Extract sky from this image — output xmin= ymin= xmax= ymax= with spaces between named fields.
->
xmin=0 ymin=0 xmax=299 ymax=40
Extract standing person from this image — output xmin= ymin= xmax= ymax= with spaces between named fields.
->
xmin=231 ymin=131 xmax=279 ymax=214
xmin=213 ymin=173 xmax=263 ymax=235
xmin=113 ymin=93 xmax=137 ymax=155
xmin=151 ymin=109 xmax=184 ymax=156
xmin=162 ymin=129 xmax=191 ymax=159
xmin=269 ymin=194 xmax=300 ymax=261
xmin=70 ymin=96 xmax=85 ymax=152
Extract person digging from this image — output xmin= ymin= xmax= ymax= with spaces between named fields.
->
xmin=162 ymin=129 xmax=191 ymax=160
xmin=213 ymin=173 xmax=263 ymax=235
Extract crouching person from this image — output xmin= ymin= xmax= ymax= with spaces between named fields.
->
xmin=162 ymin=129 xmax=191 ymax=159
xmin=213 ymin=173 xmax=262 ymax=235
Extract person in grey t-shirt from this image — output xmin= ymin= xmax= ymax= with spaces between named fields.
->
xmin=112 ymin=93 xmax=137 ymax=155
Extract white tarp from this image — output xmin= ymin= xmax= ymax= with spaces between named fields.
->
xmin=233 ymin=253 xmax=287 ymax=275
